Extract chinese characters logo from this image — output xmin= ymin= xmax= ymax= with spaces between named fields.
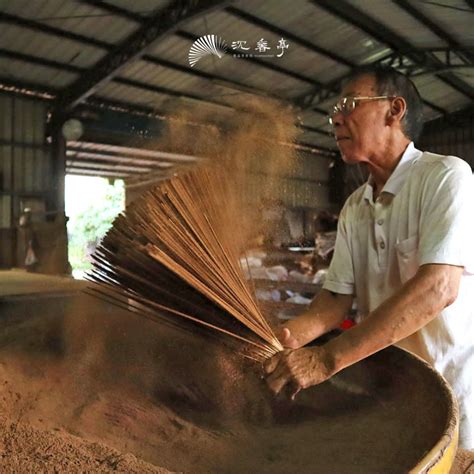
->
xmin=188 ymin=36 xmax=289 ymax=67
xmin=231 ymin=38 xmax=289 ymax=58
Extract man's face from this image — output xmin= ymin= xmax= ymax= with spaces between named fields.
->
xmin=331 ymin=74 xmax=392 ymax=164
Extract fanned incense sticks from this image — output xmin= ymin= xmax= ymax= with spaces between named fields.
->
xmin=88 ymin=165 xmax=283 ymax=362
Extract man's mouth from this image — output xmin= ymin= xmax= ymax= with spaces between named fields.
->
xmin=336 ymin=136 xmax=350 ymax=142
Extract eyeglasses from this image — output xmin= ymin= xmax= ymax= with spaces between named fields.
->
xmin=328 ymin=96 xmax=395 ymax=125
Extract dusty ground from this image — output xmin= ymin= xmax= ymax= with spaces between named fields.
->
xmin=0 ymin=415 xmax=170 ymax=473
xmin=0 ymin=289 xmax=458 ymax=473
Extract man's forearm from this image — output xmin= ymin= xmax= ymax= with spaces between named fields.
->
xmin=325 ymin=264 xmax=462 ymax=374
xmin=284 ymin=289 xmax=353 ymax=348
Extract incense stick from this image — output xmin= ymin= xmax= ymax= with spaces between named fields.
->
xmin=89 ymin=165 xmax=283 ymax=362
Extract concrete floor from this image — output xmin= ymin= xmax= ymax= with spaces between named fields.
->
xmin=0 ymin=269 xmax=86 ymax=299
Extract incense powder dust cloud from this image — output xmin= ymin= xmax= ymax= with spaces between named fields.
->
xmin=87 ymin=98 xmax=304 ymax=362
xmin=133 ymin=97 xmax=302 ymax=254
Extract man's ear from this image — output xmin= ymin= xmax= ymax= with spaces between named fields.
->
xmin=388 ymin=97 xmax=407 ymax=124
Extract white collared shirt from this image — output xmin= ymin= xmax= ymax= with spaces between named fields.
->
xmin=323 ymin=142 xmax=474 ymax=448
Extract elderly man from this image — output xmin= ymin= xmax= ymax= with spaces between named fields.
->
xmin=265 ymin=66 xmax=474 ymax=449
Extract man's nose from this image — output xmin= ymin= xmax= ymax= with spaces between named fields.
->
xmin=331 ymin=110 xmax=344 ymax=127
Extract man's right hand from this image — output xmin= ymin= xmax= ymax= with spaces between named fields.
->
xmin=264 ymin=344 xmax=337 ymax=399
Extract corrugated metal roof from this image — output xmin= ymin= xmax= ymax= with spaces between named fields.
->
xmin=147 ymin=34 xmax=192 ymax=64
xmin=233 ymin=0 xmax=391 ymax=65
xmin=2 ymin=0 xmax=66 ymax=21
xmin=106 ymin=0 xmax=172 ymax=16
xmin=96 ymin=81 xmax=238 ymax=126
xmin=0 ymin=57 xmax=78 ymax=88
xmin=118 ymin=58 xmax=304 ymax=110
xmin=0 ymin=0 xmax=472 ymax=163
xmin=120 ymin=59 xmax=213 ymax=95
xmin=411 ymin=0 xmax=474 ymax=47
xmin=344 ymin=0 xmax=446 ymax=49
xmin=148 ymin=35 xmax=314 ymax=100
xmin=2 ymin=0 xmax=139 ymax=45
xmin=414 ymin=74 xmax=469 ymax=112
xmin=453 ymin=69 xmax=474 ymax=88
xmin=96 ymin=82 xmax=171 ymax=109
xmin=0 ymin=24 xmax=105 ymax=68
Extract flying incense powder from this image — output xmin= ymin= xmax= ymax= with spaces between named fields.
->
xmin=88 ymin=164 xmax=283 ymax=362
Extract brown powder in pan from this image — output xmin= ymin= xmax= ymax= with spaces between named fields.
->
xmin=0 ymin=291 xmax=456 ymax=473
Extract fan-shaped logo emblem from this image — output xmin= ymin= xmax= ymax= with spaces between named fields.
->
xmin=188 ymin=35 xmax=227 ymax=68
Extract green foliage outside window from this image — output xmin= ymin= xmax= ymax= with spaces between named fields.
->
xmin=67 ymin=179 xmax=124 ymax=274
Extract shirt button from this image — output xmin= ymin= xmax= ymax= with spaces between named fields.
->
xmin=380 ymin=241 xmax=385 ymax=249
xmin=377 ymin=219 xmax=384 ymax=225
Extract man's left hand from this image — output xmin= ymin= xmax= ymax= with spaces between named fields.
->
xmin=264 ymin=345 xmax=335 ymax=400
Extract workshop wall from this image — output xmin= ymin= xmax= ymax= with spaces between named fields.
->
xmin=419 ymin=108 xmax=474 ymax=169
xmin=0 ymin=92 xmax=68 ymax=272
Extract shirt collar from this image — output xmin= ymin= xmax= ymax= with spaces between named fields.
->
xmin=363 ymin=142 xmax=422 ymax=202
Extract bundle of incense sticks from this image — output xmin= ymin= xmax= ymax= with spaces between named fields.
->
xmin=88 ymin=165 xmax=283 ymax=362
